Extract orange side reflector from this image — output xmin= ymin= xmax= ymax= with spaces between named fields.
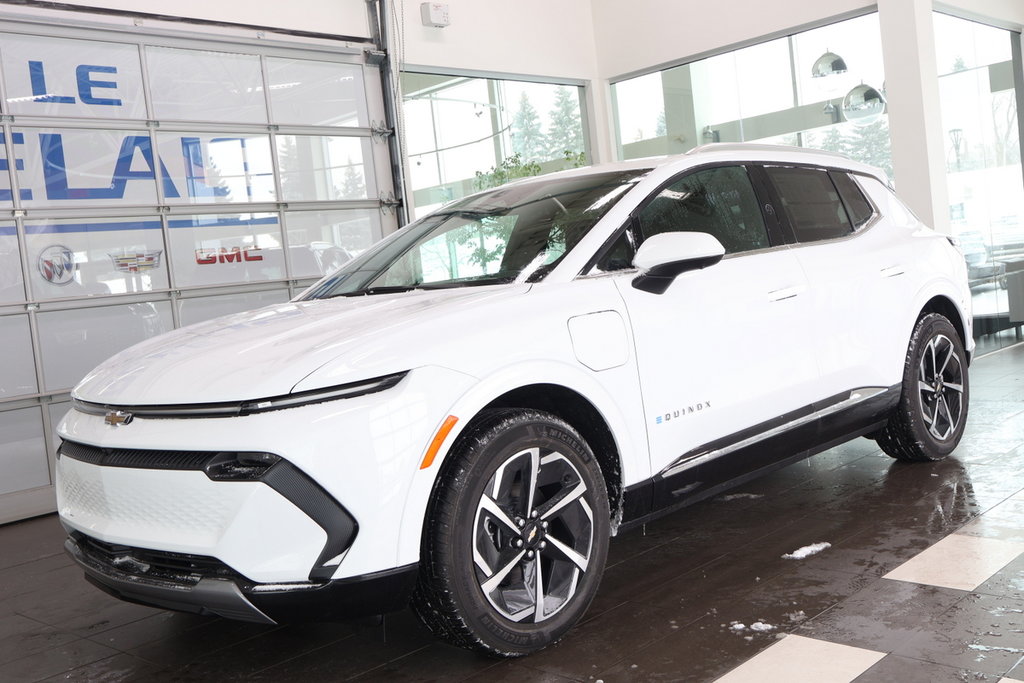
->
xmin=420 ymin=415 xmax=459 ymax=470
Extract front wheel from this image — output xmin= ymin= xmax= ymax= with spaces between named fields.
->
xmin=412 ymin=409 xmax=610 ymax=657
xmin=877 ymin=313 xmax=970 ymax=461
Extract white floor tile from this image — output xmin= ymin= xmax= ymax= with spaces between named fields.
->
xmin=715 ymin=634 xmax=885 ymax=683
xmin=884 ymin=533 xmax=1024 ymax=591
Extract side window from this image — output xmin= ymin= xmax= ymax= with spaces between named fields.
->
xmin=634 ymin=166 xmax=770 ymax=254
xmin=765 ymin=167 xmax=853 ymax=243
xmin=830 ymin=171 xmax=875 ymax=229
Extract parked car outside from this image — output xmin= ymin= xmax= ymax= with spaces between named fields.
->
xmin=56 ymin=144 xmax=973 ymax=656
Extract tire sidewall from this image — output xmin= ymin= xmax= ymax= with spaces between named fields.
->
xmin=901 ymin=314 xmax=970 ymax=458
xmin=442 ymin=412 xmax=609 ymax=655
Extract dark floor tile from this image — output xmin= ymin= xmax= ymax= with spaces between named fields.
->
xmin=852 ymin=653 xmax=999 ymax=682
xmin=0 ymin=614 xmax=78 ymax=666
xmin=462 ymin=661 xmax=581 ymax=683
xmin=716 ymin=567 xmax=876 ymax=634
xmin=250 ymin=610 xmax=431 ymax=681
xmin=957 ymin=399 xmax=1024 ymax=427
xmin=975 ymin=552 xmax=1024 ymax=601
xmin=170 ymin=621 xmax=358 ymax=681
xmin=523 ymin=600 xmax=701 ymax=679
xmin=0 ymin=515 xmax=66 ymax=571
xmin=351 ymin=642 xmax=499 ymax=682
xmin=39 ymin=652 xmax=171 ymax=682
xmin=0 ymin=553 xmax=74 ymax=604
xmin=4 ymin=570 xmax=157 ymax=637
xmin=895 ymin=592 xmax=1024 ymax=676
xmin=86 ymin=611 xmax=215 ymax=653
xmin=593 ymin=531 xmax=730 ymax=617
xmin=126 ymin=618 xmax=275 ymax=669
xmin=797 ymin=579 xmax=967 ymax=653
xmin=812 ymin=523 xmax=940 ymax=578
xmin=596 ymin=612 xmax=777 ymax=683
xmin=0 ymin=637 xmax=118 ymax=682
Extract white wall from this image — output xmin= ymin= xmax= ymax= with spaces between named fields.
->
xmin=38 ymin=0 xmax=371 ymax=38
xmin=590 ymin=0 xmax=872 ymax=80
xmin=398 ymin=0 xmax=599 ymax=81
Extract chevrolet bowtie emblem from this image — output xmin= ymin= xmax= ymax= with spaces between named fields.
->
xmin=104 ymin=410 xmax=133 ymax=426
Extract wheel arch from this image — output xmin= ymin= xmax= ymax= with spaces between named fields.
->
xmin=478 ymin=384 xmax=624 ymax=528
xmin=919 ymin=294 xmax=970 ymax=361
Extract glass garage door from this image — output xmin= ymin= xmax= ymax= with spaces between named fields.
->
xmin=0 ymin=18 xmax=397 ymax=523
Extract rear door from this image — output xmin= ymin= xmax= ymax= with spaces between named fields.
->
xmin=760 ymin=165 xmax=908 ymax=395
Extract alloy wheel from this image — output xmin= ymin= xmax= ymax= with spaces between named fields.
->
xmin=917 ymin=333 xmax=965 ymax=441
xmin=472 ymin=446 xmax=594 ymax=623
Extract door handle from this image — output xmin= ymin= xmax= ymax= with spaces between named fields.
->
xmin=881 ymin=265 xmax=905 ymax=278
xmin=768 ymin=285 xmax=804 ymax=302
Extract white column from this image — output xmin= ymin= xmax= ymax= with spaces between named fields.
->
xmin=877 ymin=0 xmax=951 ymax=233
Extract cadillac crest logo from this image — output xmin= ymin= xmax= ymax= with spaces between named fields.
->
xmin=109 ymin=250 xmax=163 ymax=273
xmin=38 ymin=245 xmax=77 ymax=285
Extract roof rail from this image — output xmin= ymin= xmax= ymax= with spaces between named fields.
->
xmin=686 ymin=142 xmax=852 ymax=161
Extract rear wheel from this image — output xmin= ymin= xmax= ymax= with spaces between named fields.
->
xmin=412 ymin=409 xmax=609 ymax=656
xmin=877 ymin=313 xmax=969 ymax=461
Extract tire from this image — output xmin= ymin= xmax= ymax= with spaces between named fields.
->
xmin=412 ymin=409 xmax=610 ymax=657
xmin=877 ymin=313 xmax=970 ymax=462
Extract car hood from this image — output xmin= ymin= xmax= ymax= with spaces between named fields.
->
xmin=74 ymin=286 xmax=526 ymax=405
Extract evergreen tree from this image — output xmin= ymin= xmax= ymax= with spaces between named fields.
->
xmin=510 ymin=93 xmax=546 ymax=162
xmin=816 ymin=126 xmax=847 ymax=155
xmin=339 ymin=158 xmax=366 ymax=199
xmin=844 ymin=119 xmax=894 ymax=180
xmin=545 ymin=86 xmax=584 ymax=159
xmin=655 ymin=111 xmax=667 ymax=137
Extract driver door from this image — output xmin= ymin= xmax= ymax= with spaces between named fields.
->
xmin=609 ymin=165 xmax=819 ymax=504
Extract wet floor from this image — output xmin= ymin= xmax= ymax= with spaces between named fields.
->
xmin=2 ymin=343 xmax=1024 ymax=681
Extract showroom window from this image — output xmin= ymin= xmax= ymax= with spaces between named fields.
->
xmin=0 ymin=16 xmax=396 ymax=522
xmin=400 ymin=73 xmax=589 ymax=218
xmin=611 ymin=13 xmax=892 ymax=181
xmin=935 ymin=13 xmax=1024 ymax=354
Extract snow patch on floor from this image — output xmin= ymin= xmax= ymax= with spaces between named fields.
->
xmin=717 ymin=493 xmax=765 ymax=502
xmin=781 ymin=542 xmax=832 ymax=560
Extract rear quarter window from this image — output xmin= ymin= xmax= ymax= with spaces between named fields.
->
xmin=830 ymin=172 xmax=875 ymax=229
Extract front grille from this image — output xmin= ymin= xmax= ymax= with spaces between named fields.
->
xmin=74 ymin=532 xmax=243 ymax=586
xmin=59 ymin=441 xmax=216 ymax=470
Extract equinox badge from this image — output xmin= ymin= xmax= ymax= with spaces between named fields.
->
xmin=104 ymin=410 xmax=133 ymax=426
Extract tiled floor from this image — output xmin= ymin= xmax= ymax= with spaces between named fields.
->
xmin=1 ymin=343 xmax=1024 ymax=682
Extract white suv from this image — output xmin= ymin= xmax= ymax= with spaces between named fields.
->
xmin=56 ymin=144 xmax=972 ymax=656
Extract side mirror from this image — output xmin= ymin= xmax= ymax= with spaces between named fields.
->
xmin=632 ymin=232 xmax=726 ymax=294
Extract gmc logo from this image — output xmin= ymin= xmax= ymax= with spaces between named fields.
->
xmin=195 ymin=247 xmax=263 ymax=265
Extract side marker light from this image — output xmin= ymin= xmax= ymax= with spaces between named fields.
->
xmin=420 ymin=415 xmax=459 ymax=470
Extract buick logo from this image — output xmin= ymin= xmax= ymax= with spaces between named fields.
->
xmin=38 ymin=245 xmax=77 ymax=285
xmin=104 ymin=411 xmax=133 ymax=426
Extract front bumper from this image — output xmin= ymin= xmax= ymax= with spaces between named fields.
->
xmin=66 ymin=530 xmax=418 ymax=624
xmin=57 ymin=365 xmax=476 ymax=582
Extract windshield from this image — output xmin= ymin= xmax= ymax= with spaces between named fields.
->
xmin=301 ymin=169 xmax=649 ymax=299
